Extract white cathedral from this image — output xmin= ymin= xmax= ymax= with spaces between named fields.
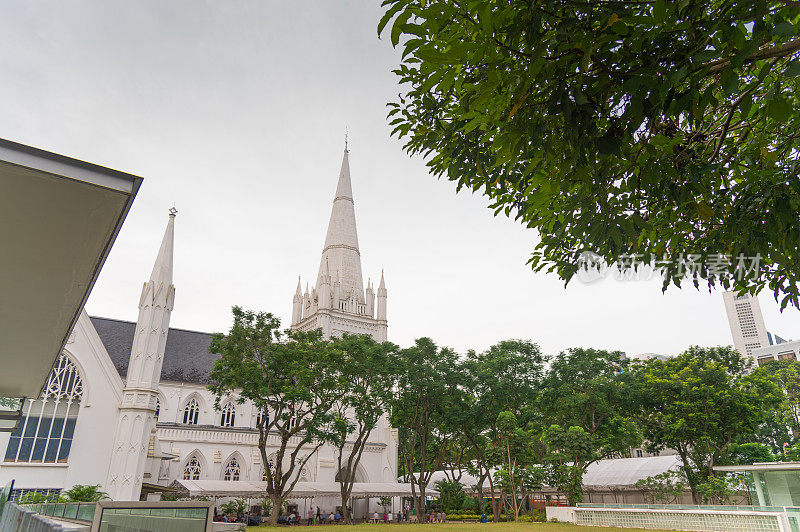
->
xmin=0 ymin=148 xmax=398 ymax=512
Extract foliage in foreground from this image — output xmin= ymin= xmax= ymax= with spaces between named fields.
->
xmin=380 ymin=0 xmax=800 ymax=308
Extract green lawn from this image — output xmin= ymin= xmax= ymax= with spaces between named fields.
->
xmin=250 ymin=522 xmax=670 ymax=532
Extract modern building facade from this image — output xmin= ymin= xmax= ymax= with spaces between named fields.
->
xmin=722 ymin=291 xmax=772 ymax=359
xmin=722 ymin=291 xmax=795 ymax=365
xmin=0 ymin=149 xmax=398 ymax=512
xmin=751 ymin=339 xmax=800 ymax=366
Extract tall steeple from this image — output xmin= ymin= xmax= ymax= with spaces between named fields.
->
xmin=292 ymin=142 xmax=387 ymax=342
xmin=317 ymin=147 xmax=365 ymax=303
xmin=377 ymin=269 xmax=387 ymax=326
xmin=106 ymin=210 xmax=176 ymax=500
xmin=291 ymin=277 xmax=303 ymax=325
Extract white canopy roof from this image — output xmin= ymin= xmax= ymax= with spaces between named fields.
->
xmin=582 ymin=455 xmax=682 ymax=487
xmin=0 ymin=138 xmax=140 ymax=399
xmin=422 ymin=455 xmax=684 ymax=492
xmin=174 ymin=480 xmax=438 ymax=499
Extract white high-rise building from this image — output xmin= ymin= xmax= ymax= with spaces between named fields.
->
xmin=722 ymin=291 xmax=771 ymax=359
xmin=291 ymin=147 xmax=387 ymax=341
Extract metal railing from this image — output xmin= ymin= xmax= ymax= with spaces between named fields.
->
xmin=0 ymin=502 xmax=79 ymax=532
xmin=577 ymin=503 xmax=789 ymax=512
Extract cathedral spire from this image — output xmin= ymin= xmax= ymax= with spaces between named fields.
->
xmin=107 ymin=209 xmax=176 ymax=501
xmin=149 ymin=208 xmax=176 ymax=290
xmin=377 ymin=269 xmax=387 ymax=322
xmin=317 ymin=147 xmax=364 ymax=302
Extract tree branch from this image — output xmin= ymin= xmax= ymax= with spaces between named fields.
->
xmin=706 ymin=38 xmax=800 ymax=74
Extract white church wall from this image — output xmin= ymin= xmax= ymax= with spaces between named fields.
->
xmin=0 ymin=313 xmax=124 ymax=494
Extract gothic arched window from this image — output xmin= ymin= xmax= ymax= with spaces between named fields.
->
xmin=183 ymin=398 xmax=200 ymax=425
xmin=4 ymin=353 xmax=83 ymax=463
xmin=184 ymin=455 xmax=202 ymax=480
xmin=220 ymin=402 xmax=235 ymax=428
xmin=256 ymin=407 xmax=269 ymax=428
xmin=223 ymin=457 xmax=241 ymax=481
xmin=154 ymin=398 xmax=160 ymax=421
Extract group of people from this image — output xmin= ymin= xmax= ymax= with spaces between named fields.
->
xmin=214 ymin=504 xmax=449 ymax=525
xmin=285 ymin=506 xmax=415 ymax=525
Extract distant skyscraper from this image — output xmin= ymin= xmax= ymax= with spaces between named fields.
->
xmin=722 ymin=291 xmax=770 ymax=359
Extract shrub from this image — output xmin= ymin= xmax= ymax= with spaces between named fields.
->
xmin=62 ymin=485 xmax=108 ymax=502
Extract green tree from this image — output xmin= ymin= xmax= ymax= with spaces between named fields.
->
xmin=391 ymin=338 xmax=462 ymax=516
xmin=755 ymin=359 xmax=800 ymax=446
xmin=18 ymin=491 xmax=57 ymax=504
xmin=329 ymin=333 xmax=399 ymax=523
xmin=629 ymin=346 xmax=782 ymax=503
xmin=541 ymin=425 xmax=598 ymax=506
xmin=459 ymin=340 xmax=544 ymax=519
xmin=208 ymin=307 xmax=340 ymax=525
xmin=539 ymin=348 xmax=640 ymax=505
xmin=696 ymin=475 xmax=738 ymax=505
xmin=259 ymin=497 xmax=272 ymax=517
xmin=490 ymin=411 xmax=537 ymax=519
xmin=61 ymin=485 xmax=108 ymax=502
xmin=220 ymin=498 xmax=248 ymax=520
xmin=434 ymin=479 xmax=467 ymax=513
xmin=380 ymin=0 xmax=800 ymax=308
xmin=634 ymin=470 xmax=688 ymax=504
xmin=728 ymin=442 xmax=775 ymax=465
xmin=0 ymin=397 xmax=22 ymax=410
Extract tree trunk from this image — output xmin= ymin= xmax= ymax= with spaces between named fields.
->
xmin=268 ymin=493 xmax=283 ymax=525
xmin=489 ymin=478 xmax=500 ymax=521
xmin=340 ymin=484 xmax=353 ymax=524
xmin=475 ymin=480 xmax=484 ymax=515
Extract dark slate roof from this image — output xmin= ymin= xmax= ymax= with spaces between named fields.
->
xmin=89 ymin=316 xmax=219 ymax=384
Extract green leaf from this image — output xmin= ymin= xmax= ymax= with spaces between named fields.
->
xmin=391 ymin=10 xmax=412 ymax=47
xmin=653 ymin=0 xmax=666 ymax=23
xmin=787 ymin=61 xmax=800 ymax=77
xmin=696 ymin=202 xmax=713 ymax=221
xmin=721 ymin=70 xmax=738 ymax=96
xmin=378 ymin=1 xmax=406 ymax=37
xmin=767 ymin=98 xmax=792 ymax=122
xmin=611 ymin=20 xmax=629 ymax=35
xmin=774 ymin=21 xmax=794 ymax=37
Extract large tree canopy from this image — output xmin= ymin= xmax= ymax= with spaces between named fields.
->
xmin=627 ymin=346 xmax=782 ymax=503
xmin=380 ymin=0 xmax=800 ymax=308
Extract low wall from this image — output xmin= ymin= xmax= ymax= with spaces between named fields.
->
xmin=210 ymin=523 xmax=246 ymax=532
xmin=548 ymin=505 xmax=793 ymax=531
xmin=545 ymin=506 xmax=576 ymax=523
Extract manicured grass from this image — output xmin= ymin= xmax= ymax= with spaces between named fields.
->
xmin=249 ymin=522 xmax=671 ymax=531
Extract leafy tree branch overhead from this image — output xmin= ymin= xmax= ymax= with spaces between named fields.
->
xmin=380 ymin=0 xmax=800 ymax=308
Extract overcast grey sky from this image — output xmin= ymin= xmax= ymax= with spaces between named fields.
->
xmin=2 ymin=1 xmax=798 ymax=357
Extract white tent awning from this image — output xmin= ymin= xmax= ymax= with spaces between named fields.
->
xmin=173 ymin=480 xmax=438 ymax=499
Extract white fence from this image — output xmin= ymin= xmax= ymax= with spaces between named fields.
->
xmin=547 ymin=504 xmax=796 ymax=532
